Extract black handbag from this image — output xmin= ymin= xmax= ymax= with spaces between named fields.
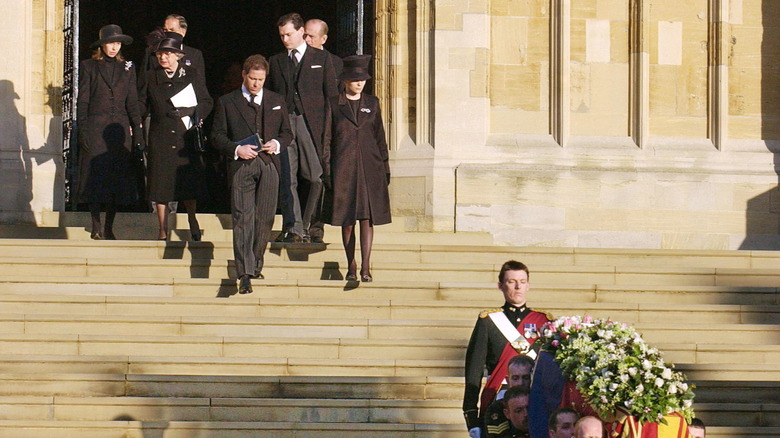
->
xmin=189 ymin=123 xmax=207 ymax=153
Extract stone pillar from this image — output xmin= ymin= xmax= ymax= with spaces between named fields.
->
xmin=550 ymin=0 xmax=570 ymax=147
xmin=630 ymin=0 xmax=649 ymax=148
xmin=709 ymin=0 xmax=729 ymax=150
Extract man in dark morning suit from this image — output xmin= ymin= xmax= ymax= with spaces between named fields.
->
xmin=303 ymin=18 xmax=343 ymax=242
xmin=210 ymin=55 xmax=293 ymax=295
xmin=304 ymin=19 xmax=344 ymax=79
xmin=463 ymin=260 xmax=551 ymax=438
xmin=267 ymin=12 xmax=338 ymax=244
xmin=139 ymin=15 xmax=206 ymax=88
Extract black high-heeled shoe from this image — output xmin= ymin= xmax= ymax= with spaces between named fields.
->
xmin=90 ymin=230 xmax=103 ymax=240
xmin=360 ymin=273 xmax=373 ymax=283
xmin=345 ymin=272 xmax=358 ymax=281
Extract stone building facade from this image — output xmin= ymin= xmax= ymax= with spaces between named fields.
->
xmin=2 ymin=0 xmax=778 ymax=249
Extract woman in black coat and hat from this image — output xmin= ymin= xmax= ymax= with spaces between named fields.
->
xmin=77 ymin=24 xmax=144 ymax=239
xmin=322 ymin=55 xmax=391 ymax=282
xmin=138 ymin=33 xmax=213 ymax=240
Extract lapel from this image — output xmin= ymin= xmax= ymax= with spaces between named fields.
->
xmin=97 ymin=60 xmax=116 ymax=89
xmin=156 ymin=65 xmax=189 ymax=101
xmin=230 ymin=90 xmax=257 ymax=134
xmin=296 ymin=45 xmax=315 ymax=82
xmin=338 ymin=93 xmax=359 ymax=126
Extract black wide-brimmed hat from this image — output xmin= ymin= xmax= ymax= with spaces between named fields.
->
xmin=154 ymin=37 xmax=185 ymax=54
xmin=91 ymin=24 xmax=133 ymax=49
xmin=339 ymin=54 xmax=372 ymax=81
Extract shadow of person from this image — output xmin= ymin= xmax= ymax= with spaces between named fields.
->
xmin=32 ymin=84 xmax=66 ymax=213
xmin=0 ymin=79 xmax=35 ymax=223
xmin=741 ymin=3 xmax=780 ymax=250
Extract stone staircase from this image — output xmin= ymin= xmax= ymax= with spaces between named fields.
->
xmin=0 ymin=213 xmax=777 ymax=437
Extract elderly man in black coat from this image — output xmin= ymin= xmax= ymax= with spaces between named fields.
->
xmin=211 ymin=54 xmax=293 ymax=295
xmin=266 ymin=12 xmax=338 ymax=244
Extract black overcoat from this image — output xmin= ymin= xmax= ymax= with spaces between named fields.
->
xmin=266 ymin=45 xmax=338 ymax=156
xmin=138 ymin=63 xmax=213 ymax=202
xmin=76 ymin=57 xmax=143 ymax=205
xmin=322 ymin=93 xmax=391 ymax=226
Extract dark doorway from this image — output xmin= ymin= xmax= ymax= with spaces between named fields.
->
xmin=72 ymin=0 xmax=374 ymax=212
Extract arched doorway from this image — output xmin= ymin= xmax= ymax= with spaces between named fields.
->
xmin=65 ymin=0 xmax=375 ymax=212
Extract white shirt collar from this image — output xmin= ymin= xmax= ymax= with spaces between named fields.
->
xmin=288 ymin=41 xmax=307 ymax=59
xmin=241 ymin=84 xmax=263 ymax=104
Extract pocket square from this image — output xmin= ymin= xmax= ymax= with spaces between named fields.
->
xmin=272 ymin=105 xmax=281 ymax=110
xmin=311 ymin=65 xmax=322 ymax=68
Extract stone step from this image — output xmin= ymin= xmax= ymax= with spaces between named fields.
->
xmin=4 ymin=238 xmax=780 ymax=271
xmin=0 ymin=329 xmax=778 ymax=367
xmin=0 ymin=395 xmax=777 ymax=428
xmin=0 ymin=395 xmax=463 ymax=423
xmin=5 ymin=275 xmax=778 ymax=305
xmin=0 ymin=420 xmax=770 ymax=438
xmin=0 ymin=294 xmax=778 ymax=324
xmin=0 ymin=420 xmax=464 ymax=438
xmin=1 ymin=222 xmax=493 ymax=247
xmin=3 ymin=256 xmax=780 ymax=288
xmin=0 ymin=372 xmax=776 ymax=403
xmin=1 ymin=352 xmax=779 ymax=380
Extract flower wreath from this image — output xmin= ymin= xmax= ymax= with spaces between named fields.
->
xmin=538 ymin=316 xmax=695 ymax=425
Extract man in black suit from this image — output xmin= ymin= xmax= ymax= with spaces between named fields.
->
xmin=211 ymin=55 xmax=293 ymax=295
xmin=267 ymin=12 xmax=338 ymax=244
xmin=304 ymin=19 xmax=344 ymax=78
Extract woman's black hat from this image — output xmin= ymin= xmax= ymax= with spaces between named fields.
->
xmin=91 ymin=24 xmax=133 ymax=49
xmin=154 ymin=38 xmax=185 ymax=54
xmin=339 ymin=54 xmax=372 ymax=81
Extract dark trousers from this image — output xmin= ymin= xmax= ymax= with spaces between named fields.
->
xmin=231 ymin=157 xmax=278 ymax=277
xmin=284 ymin=114 xmax=323 ymax=236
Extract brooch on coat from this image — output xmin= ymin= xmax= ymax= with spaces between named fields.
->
xmin=185 ymin=59 xmax=191 ymax=66
xmin=124 ymin=61 xmax=133 ymax=71
xmin=360 ymin=108 xmax=371 ymax=113
xmin=178 ymin=68 xmax=186 ymax=78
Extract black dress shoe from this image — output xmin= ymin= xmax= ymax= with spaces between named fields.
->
xmin=238 ymin=275 xmax=253 ymax=294
xmin=275 ymin=231 xmax=290 ymax=242
xmin=361 ymin=273 xmax=373 ymax=283
xmin=104 ymin=230 xmax=116 ymax=240
xmin=311 ymin=236 xmax=324 ymax=244
xmin=191 ymin=232 xmax=202 ymax=242
xmin=91 ymin=231 xmax=103 ymax=240
xmin=298 ymin=232 xmax=312 ymax=244
xmin=252 ymin=270 xmax=265 ymax=280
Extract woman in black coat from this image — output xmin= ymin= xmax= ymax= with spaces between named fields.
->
xmin=77 ymin=25 xmax=144 ymax=239
xmin=138 ymin=35 xmax=213 ymax=240
xmin=323 ymin=55 xmax=391 ymax=282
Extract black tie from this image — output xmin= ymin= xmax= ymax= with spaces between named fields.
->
xmin=249 ymin=94 xmax=260 ymax=108
xmin=290 ymin=49 xmax=299 ymax=67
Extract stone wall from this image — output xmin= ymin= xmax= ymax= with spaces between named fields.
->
xmin=0 ymin=0 xmax=64 ymax=224
xmin=431 ymin=0 xmax=780 ymax=249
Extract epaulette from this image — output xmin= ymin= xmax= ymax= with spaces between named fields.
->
xmin=479 ymin=308 xmax=502 ymax=318
xmin=529 ymin=308 xmax=554 ymax=321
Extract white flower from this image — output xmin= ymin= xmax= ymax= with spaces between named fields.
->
xmin=655 ymin=377 xmax=664 ymax=388
xmin=124 ymin=61 xmax=133 ymax=71
xmin=620 ymin=374 xmax=629 ymax=383
xmin=680 ymin=383 xmax=689 ymax=391
xmin=661 ymin=368 xmax=672 ymax=379
xmin=642 ymin=359 xmax=653 ymax=370
xmin=635 ymin=384 xmax=644 ymax=394
xmin=628 ymin=367 xmax=637 ymax=376
xmin=178 ymin=69 xmax=186 ymax=78
xmin=683 ymin=399 xmax=693 ymax=408
xmin=609 ymin=383 xmax=619 ymax=391
xmin=668 ymin=383 xmax=677 ymax=394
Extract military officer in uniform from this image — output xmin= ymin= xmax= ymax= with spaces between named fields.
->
xmin=463 ymin=260 xmax=552 ymax=438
